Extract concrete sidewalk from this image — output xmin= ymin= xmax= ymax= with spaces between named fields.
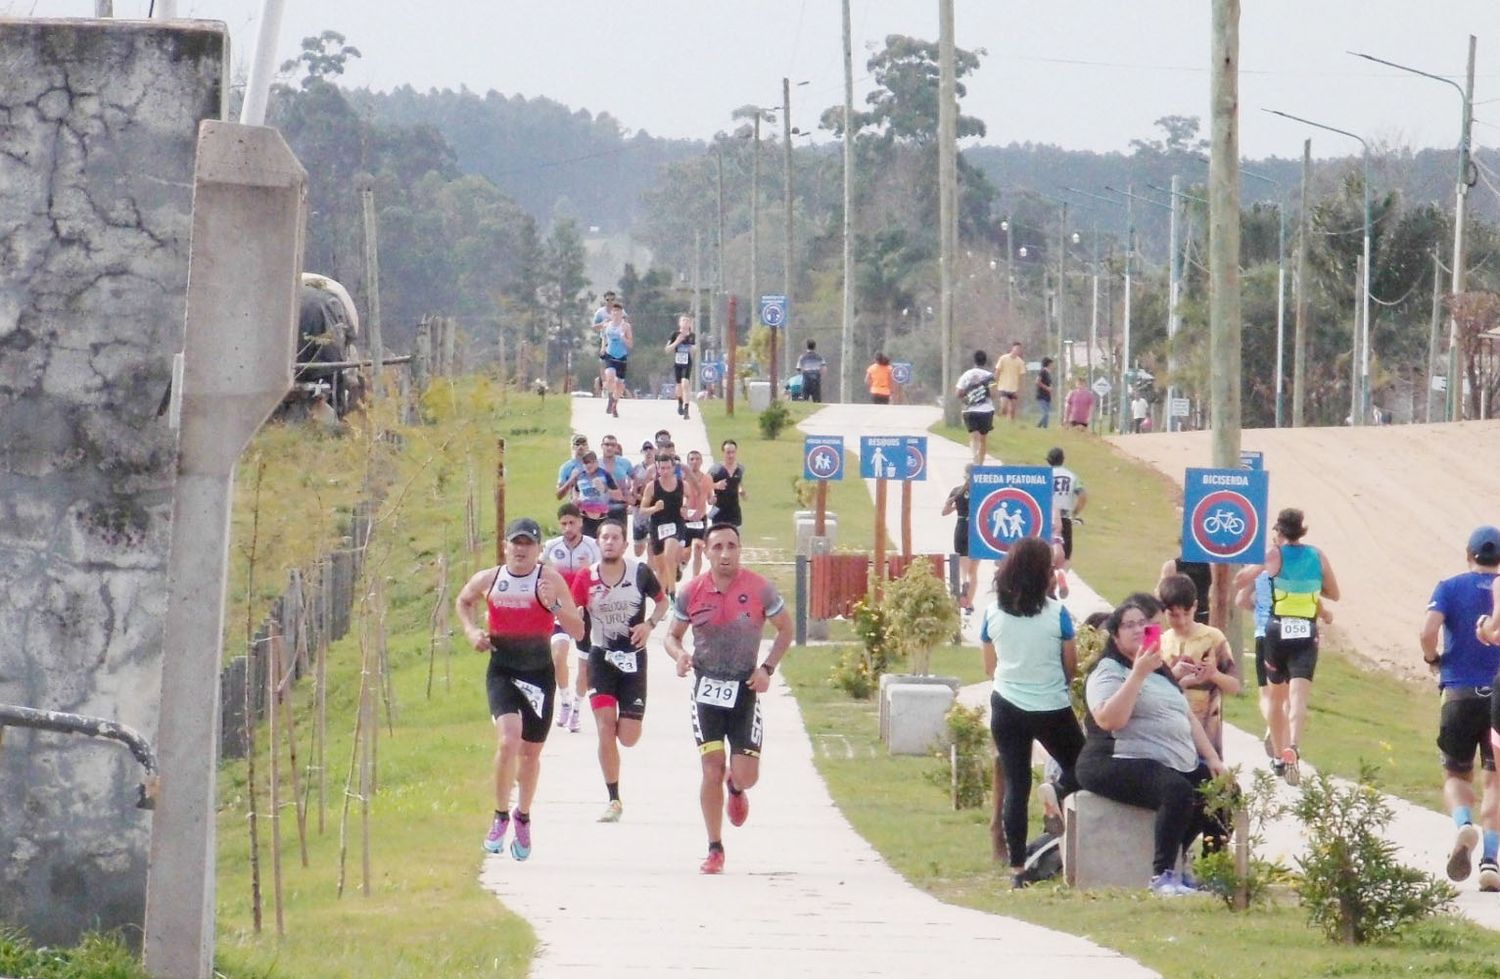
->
xmin=478 ymin=397 xmax=1157 ymax=977
xmin=802 ymin=403 xmax=1500 ymax=930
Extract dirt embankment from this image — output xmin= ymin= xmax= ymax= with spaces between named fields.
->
xmin=1110 ymin=421 xmax=1500 ymax=681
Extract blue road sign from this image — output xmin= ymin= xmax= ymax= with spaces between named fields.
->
xmin=803 ymin=436 xmax=845 ymax=481
xmin=1181 ymin=467 xmax=1269 ymax=564
xmin=891 ymin=361 xmax=913 ymax=385
xmin=700 ymin=361 xmax=723 ymax=385
xmin=968 ymin=466 xmax=1053 ymax=560
xmin=858 ymin=435 xmax=906 ymax=480
xmin=902 ymin=436 xmax=927 ymax=482
xmin=1239 ymin=450 xmax=1264 ymax=471
xmin=759 ymin=295 xmax=788 ymax=329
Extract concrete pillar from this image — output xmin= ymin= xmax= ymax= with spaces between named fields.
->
xmin=144 ymin=120 xmax=305 ymax=978
xmin=0 ymin=18 xmax=225 ymax=947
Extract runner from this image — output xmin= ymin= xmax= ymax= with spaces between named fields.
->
xmin=1235 ymin=569 xmax=1280 ymax=770
xmin=640 ymin=451 xmax=687 ymax=601
xmin=941 ymin=464 xmax=978 ymax=615
xmin=542 ymin=503 xmax=602 ymax=734
xmin=708 ymin=440 xmax=747 ymax=529
xmin=600 ymin=301 xmax=632 ymax=418
xmin=955 ymin=350 xmax=996 ymax=464
xmin=455 ymin=517 xmax=584 ymax=860
xmin=681 ymin=449 xmax=716 ymax=579
xmin=556 ymin=434 xmax=589 ymax=490
xmin=665 ymin=314 xmax=696 ymax=419
xmin=1034 ymin=357 xmax=1054 ymax=429
xmin=592 ymin=291 xmax=618 ymax=398
xmin=571 ymin=519 xmax=670 ymax=822
xmin=1157 ymin=574 xmax=1241 ymax=755
xmin=797 ymin=339 xmax=827 ymax=403
xmin=1241 ymin=508 xmax=1341 ymax=786
xmin=598 ymin=434 xmax=633 ymax=527
xmin=665 ymin=523 xmax=794 ymax=874
xmin=994 ymin=340 xmax=1025 ymax=423
xmin=865 ymin=352 xmax=893 ymax=405
xmin=557 ymin=450 xmax=621 ymax=538
xmin=1046 ymin=447 xmax=1087 ymax=568
xmin=1422 ymin=526 xmax=1500 ymax=889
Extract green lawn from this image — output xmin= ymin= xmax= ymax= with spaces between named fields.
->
xmin=213 ymin=378 xmax=561 ymax=977
xmin=783 ymin=644 xmax=1500 ymax=979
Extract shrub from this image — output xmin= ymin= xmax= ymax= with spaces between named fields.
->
xmin=926 ymin=703 xmax=990 ymax=809
xmin=830 ymin=599 xmax=894 ymax=698
xmin=758 ymin=399 xmax=792 ymax=440
xmin=1290 ymin=765 xmax=1455 ymax=943
xmin=1068 ymin=622 xmax=1108 ymax=718
xmin=1191 ymin=768 xmax=1286 ymax=910
xmin=883 ymin=561 xmax=959 ymax=675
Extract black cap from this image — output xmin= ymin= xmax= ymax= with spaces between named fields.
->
xmin=504 ymin=517 xmax=542 ymax=543
xmin=1469 ymin=526 xmax=1500 ymax=561
xmin=641 ymin=440 xmax=655 ymax=450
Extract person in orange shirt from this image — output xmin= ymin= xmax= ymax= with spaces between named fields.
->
xmin=866 ymin=353 xmax=893 ymax=405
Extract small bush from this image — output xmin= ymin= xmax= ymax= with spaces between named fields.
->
xmin=883 ymin=561 xmax=959 ymax=675
xmin=757 ymin=399 xmax=792 ymax=440
xmin=926 ymin=703 xmax=990 ymax=809
xmin=1191 ymin=768 xmax=1285 ymax=910
xmin=0 ymin=927 xmax=150 ymax=979
xmin=1290 ymin=765 xmax=1455 ymax=943
xmin=830 ymin=599 xmax=895 ymax=698
xmin=1068 ymin=623 xmax=1108 ymax=718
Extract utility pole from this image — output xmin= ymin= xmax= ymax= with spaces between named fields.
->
xmin=1427 ymin=249 xmax=1443 ymax=423
xmin=1208 ymin=0 xmax=1242 ymax=646
xmin=1055 ymin=201 xmax=1068 ymax=371
xmin=1121 ymin=190 xmax=1134 ymax=434
xmin=360 ymin=179 xmax=385 ymax=396
xmin=715 ymin=145 xmax=726 ymax=366
xmin=1351 ymin=255 xmax=1363 ymax=424
xmin=840 ymin=0 xmax=855 ymax=404
xmin=95 ymin=1 xmax=112 ymax=15
xmin=1450 ymin=35 xmax=1477 ymax=421
xmin=1004 ymin=220 xmax=1016 ymax=318
xmin=692 ymin=230 xmax=702 ymax=333
xmin=781 ymin=76 xmax=794 ymax=395
xmin=1089 ymin=222 xmax=1099 ymax=384
xmin=751 ymin=112 xmax=761 ymax=370
xmin=1293 ymin=139 xmax=1310 ymax=427
xmin=938 ymin=0 xmax=958 ymax=424
xmin=239 ymin=0 xmax=289 ymax=128
xmin=1166 ymin=174 xmax=1182 ymax=431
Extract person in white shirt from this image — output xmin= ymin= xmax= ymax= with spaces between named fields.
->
xmin=542 ymin=503 xmax=603 ymax=733
xmin=1130 ymin=393 xmax=1150 ymax=434
xmin=1046 ymin=446 xmax=1088 ymax=570
xmin=955 ymin=349 xmax=997 ymax=464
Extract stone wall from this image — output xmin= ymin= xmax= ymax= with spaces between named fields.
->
xmin=0 ymin=19 xmax=225 ymax=944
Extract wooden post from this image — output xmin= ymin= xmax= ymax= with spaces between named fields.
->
xmin=900 ymin=478 xmax=912 ymax=561
xmin=726 ymin=294 xmax=738 ymax=416
xmin=814 ymin=479 xmax=828 ymax=536
xmin=495 ymin=439 xmax=506 ymax=565
xmin=359 ymin=181 xmax=384 ymax=399
xmin=267 ymin=625 xmax=285 ymax=936
xmin=1233 ymin=806 xmax=1251 ymax=911
xmin=873 ymin=476 xmax=888 ymax=600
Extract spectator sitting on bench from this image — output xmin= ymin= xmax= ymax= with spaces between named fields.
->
xmin=1075 ymin=599 xmax=1229 ymax=896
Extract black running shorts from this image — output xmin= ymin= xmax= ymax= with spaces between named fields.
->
xmin=486 ymin=658 xmax=556 ymax=743
xmin=962 ymin=410 xmax=994 ymax=435
xmin=1440 ymin=689 xmax=1496 ymax=774
xmin=674 ymin=363 xmax=693 ymax=383
xmin=1264 ymin=616 xmax=1318 ymax=684
xmin=604 ymin=357 xmax=628 ymax=379
xmin=689 ymin=673 xmax=763 ymax=758
xmin=588 ymin=646 xmax=648 ymax=721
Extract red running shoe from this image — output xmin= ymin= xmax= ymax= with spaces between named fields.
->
xmin=699 ymin=848 xmax=725 ymax=875
xmin=726 ymin=783 xmax=750 ymax=828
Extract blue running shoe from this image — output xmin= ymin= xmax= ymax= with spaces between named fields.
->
xmin=483 ymin=812 xmax=508 ymax=854
xmin=510 ymin=809 xmax=532 ymax=862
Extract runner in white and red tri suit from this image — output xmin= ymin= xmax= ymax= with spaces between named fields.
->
xmin=542 ymin=502 xmax=602 ymax=733
xmin=570 ymin=519 xmax=670 ymax=822
xmin=455 ymin=517 xmax=584 ymax=862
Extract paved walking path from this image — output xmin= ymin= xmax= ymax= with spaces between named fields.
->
xmin=479 ymin=396 xmax=1156 ymax=977
xmin=803 ymin=403 xmax=1500 ymax=930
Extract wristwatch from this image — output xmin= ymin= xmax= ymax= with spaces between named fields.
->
xmin=548 ymin=598 xmax=563 ymax=613
xmin=760 ymin=662 xmax=776 ymax=676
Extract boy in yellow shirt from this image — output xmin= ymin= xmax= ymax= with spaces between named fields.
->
xmin=1158 ymin=573 xmax=1242 ymax=754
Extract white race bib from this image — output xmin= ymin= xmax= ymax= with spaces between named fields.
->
xmin=685 ymin=519 xmax=705 ymax=531
xmin=1279 ymin=618 xmax=1312 ymax=640
xmin=605 ymin=649 xmax=639 ymax=673
xmin=695 ymin=675 xmax=741 ymax=708
xmin=675 ymin=350 xmax=691 ymax=365
xmin=511 ymin=678 xmax=547 ymax=717
xmin=656 ymin=522 xmax=677 ymax=540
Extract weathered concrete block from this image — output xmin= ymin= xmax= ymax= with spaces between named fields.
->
xmin=0 ymin=17 xmax=225 ymax=946
xmin=885 ymin=683 xmax=955 ymax=756
xmin=878 ymin=672 xmax=961 ymax=743
xmin=1062 ymin=790 xmax=1156 ymax=889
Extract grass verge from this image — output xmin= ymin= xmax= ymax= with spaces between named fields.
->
xmin=783 ymin=643 xmax=1500 ymax=979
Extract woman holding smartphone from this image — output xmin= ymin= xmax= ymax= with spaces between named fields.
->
xmin=980 ymin=537 xmax=1084 ymax=889
xmin=1076 ymin=599 xmax=1228 ymax=896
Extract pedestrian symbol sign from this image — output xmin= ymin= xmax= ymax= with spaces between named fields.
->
xmin=759 ymin=295 xmax=787 ymax=329
xmin=803 ymin=436 xmax=844 ymax=481
xmin=1181 ymin=467 xmax=1268 ymax=564
xmin=858 ymin=435 xmax=925 ymax=480
xmin=968 ymin=466 xmax=1053 ymax=560
xmin=891 ymin=362 xmax=913 ymax=385
xmin=700 ymin=361 xmax=723 ymax=385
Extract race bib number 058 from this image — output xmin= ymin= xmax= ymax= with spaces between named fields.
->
xmin=695 ymin=675 xmax=740 ymax=709
xmin=1279 ymin=618 xmax=1312 ymax=640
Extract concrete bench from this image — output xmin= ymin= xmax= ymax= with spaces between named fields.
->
xmin=1062 ymin=790 xmax=1156 ymax=889
xmin=879 ymin=674 xmax=962 ymax=747
xmin=884 ymin=682 xmax=956 ymax=755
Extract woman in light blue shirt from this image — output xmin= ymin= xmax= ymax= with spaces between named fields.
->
xmin=980 ymin=536 xmax=1083 ymax=889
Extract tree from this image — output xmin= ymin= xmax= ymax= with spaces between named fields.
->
xmin=1130 ymin=115 xmax=1209 ymax=157
xmin=539 ymin=219 xmax=590 ymax=382
xmin=280 ymin=30 xmax=362 ymax=89
xmin=819 ymin=35 xmax=986 ymax=144
xmin=1446 ymin=291 xmax=1500 ymax=418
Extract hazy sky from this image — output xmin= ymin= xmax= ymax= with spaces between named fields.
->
xmin=16 ymin=1 xmax=1500 ymax=160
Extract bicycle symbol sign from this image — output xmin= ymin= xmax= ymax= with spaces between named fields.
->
xmin=1189 ymin=489 xmax=1259 ymax=560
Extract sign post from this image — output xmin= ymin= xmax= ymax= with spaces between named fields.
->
xmin=1180 ymin=467 xmax=1269 ymax=565
xmin=1239 ymin=450 xmax=1264 ymax=472
xmin=760 ymin=294 xmax=787 ymax=404
xmin=891 ymin=361 xmax=913 ymax=405
xmin=803 ymin=435 xmax=845 ymax=537
xmin=900 ymin=436 xmax=927 ymax=560
xmin=967 ymin=466 xmax=1053 ymax=560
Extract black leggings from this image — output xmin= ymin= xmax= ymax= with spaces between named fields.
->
xmin=1075 ymin=749 xmax=1229 ymax=875
xmin=989 ymin=692 xmax=1084 ymax=866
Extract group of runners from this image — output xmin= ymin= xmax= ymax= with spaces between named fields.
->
xmin=591 ymin=291 xmax=700 ymax=421
xmin=455 ymin=427 xmax=786 ymax=875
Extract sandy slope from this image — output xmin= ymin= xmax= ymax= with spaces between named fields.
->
xmin=1109 ymin=421 xmax=1500 ymax=680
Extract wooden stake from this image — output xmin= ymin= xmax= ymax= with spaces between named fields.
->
xmin=900 ymin=478 xmax=912 ymax=561
xmin=873 ymin=477 xmax=888 ymax=601
xmin=315 ymin=559 xmax=328 ymax=836
xmin=495 ymin=438 xmax=507 ymax=565
xmin=267 ymin=625 xmax=285 ymax=937
xmin=277 ymin=628 xmax=310 ymax=869
xmin=814 ymin=480 xmax=828 ymax=536
xmin=1234 ymin=805 xmax=1251 ymax=911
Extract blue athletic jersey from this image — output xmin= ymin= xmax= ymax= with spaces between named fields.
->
xmin=1428 ymin=570 xmax=1500 ymax=689
xmin=603 ymin=323 xmax=630 ymax=360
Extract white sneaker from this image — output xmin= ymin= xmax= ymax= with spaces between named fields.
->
xmin=556 ymin=697 xmax=572 ymax=729
xmin=569 ymin=704 xmax=583 ymax=733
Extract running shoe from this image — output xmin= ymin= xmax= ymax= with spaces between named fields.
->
xmin=598 ymin=800 xmax=623 ymax=823
xmin=1480 ymin=859 xmax=1500 ymax=892
xmin=1010 ymin=872 xmax=1029 ymax=890
xmin=682 ymin=402 xmax=691 ymax=420
xmin=1148 ymin=870 xmax=1191 ymax=896
xmin=1280 ymin=746 xmax=1301 ymax=787
xmin=726 ymin=780 xmax=750 ymax=828
xmin=569 ymin=705 xmax=583 ymax=733
xmin=482 ymin=812 xmax=508 ymax=854
xmin=1262 ymin=730 xmax=1274 ymax=759
xmin=1271 ymin=760 xmax=1286 ymax=779
xmin=699 ymin=848 xmax=726 ymax=875
xmin=556 ymin=697 xmax=572 ymax=729
xmin=1449 ymin=823 xmax=1480 ymax=882
xmin=509 ymin=810 xmax=532 ymax=862
xmin=1037 ymin=781 xmax=1062 ymax=831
